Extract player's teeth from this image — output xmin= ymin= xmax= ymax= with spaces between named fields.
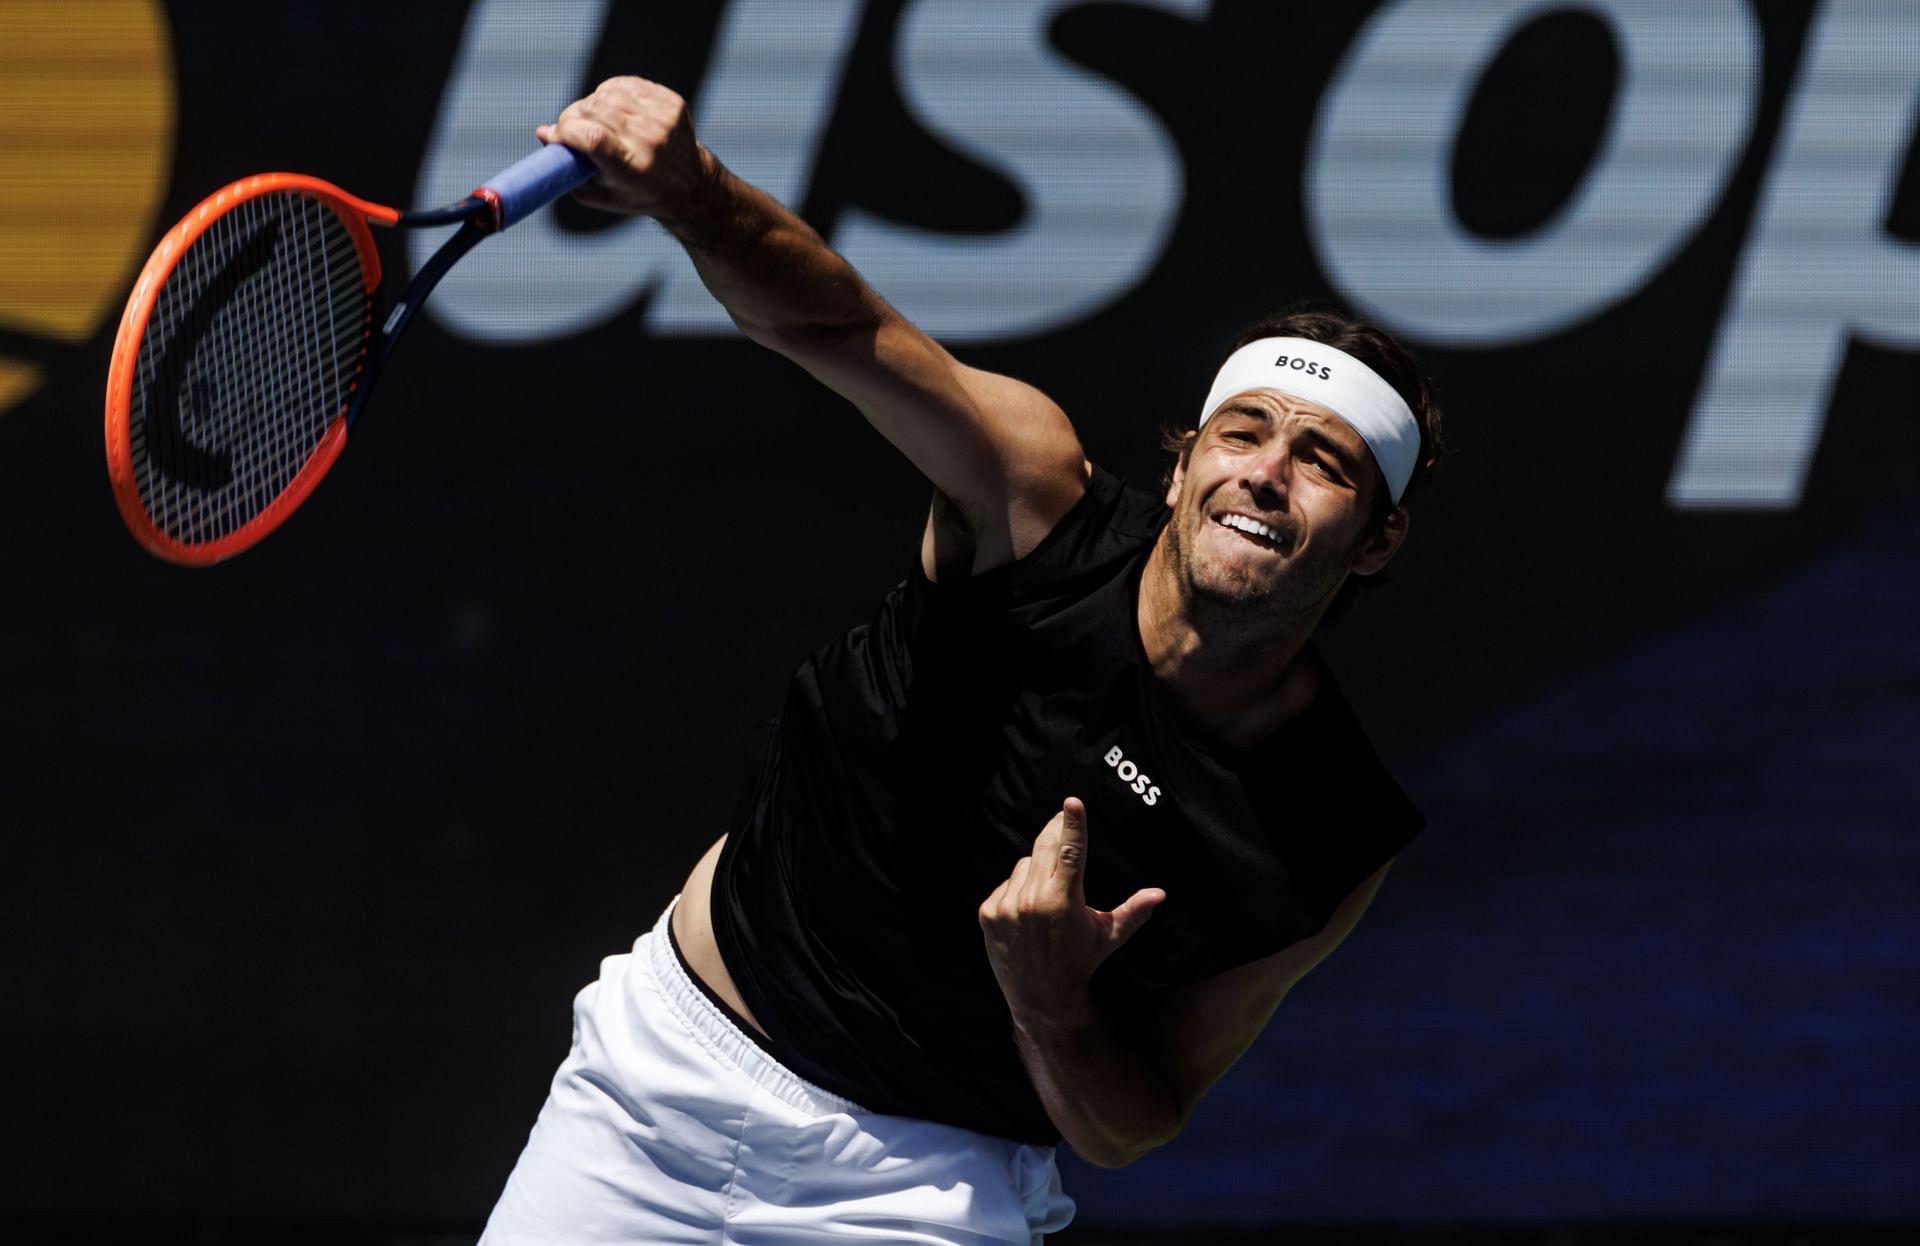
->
xmin=1219 ymin=514 xmax=1282 ymax=543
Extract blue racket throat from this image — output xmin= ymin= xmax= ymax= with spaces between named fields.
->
xmin=349 ymin=221 xmax=484 ymax=432
xmin=349 ymin=145 xmax=599 ymax=433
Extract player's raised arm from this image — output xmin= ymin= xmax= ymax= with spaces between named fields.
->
xmin=542 ymin=77 xmax=1087 ymax=569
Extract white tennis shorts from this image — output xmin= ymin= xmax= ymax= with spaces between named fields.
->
xmin=479 ymin=900 xmax=1076 ymax=1244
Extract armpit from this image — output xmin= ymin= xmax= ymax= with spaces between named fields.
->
xmin=921 ymin=488 xmax=979 ymax=582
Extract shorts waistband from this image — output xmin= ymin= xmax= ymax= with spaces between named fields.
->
xmin=645 ymin=898 xmax=870 ymax=1119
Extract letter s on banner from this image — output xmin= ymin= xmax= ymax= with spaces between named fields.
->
xmin=830 ymin=0 xmax=1210 ymax=342
xmin=413 ymin=0 xmax=863 ymax=343
xmin=414 ymin=0 xmax=1199 ymax=345
xmin=1305 ymin=0 xmax=1760 ymax=347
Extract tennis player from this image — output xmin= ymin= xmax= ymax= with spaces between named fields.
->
xmin=480 ymin=76 xmax=1445 ymax=1245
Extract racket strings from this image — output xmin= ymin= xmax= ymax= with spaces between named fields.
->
xmin=129 ymin=191 xmax=372 ymax=547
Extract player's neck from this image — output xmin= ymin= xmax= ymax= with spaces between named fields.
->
xmin=1135 ymin=541 xmax=1326 ymax=747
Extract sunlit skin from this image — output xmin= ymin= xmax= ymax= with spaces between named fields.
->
xmin=1136 ymin=388 xmax=1409 ymax=745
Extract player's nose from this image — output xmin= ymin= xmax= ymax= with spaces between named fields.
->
xmin=1242 ymin=448 xmax=1290 ymax=508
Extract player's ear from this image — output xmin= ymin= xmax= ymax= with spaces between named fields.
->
xmin=1350 ymin=506 xmax=1408 ymax=576
xmin=1164 ymin=433 xmax=1195 ymax=508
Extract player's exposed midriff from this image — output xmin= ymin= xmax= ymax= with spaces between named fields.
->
xmin=671 ymin=835 xmax=770 ymax=1038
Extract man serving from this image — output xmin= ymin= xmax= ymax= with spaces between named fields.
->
xmin=480 ymin=76 xmax=1445 ymax=1245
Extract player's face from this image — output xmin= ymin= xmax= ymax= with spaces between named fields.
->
xmin=1161 ymin=390 xmax=1405 ymax=617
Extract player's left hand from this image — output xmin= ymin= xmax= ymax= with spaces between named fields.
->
xmin=978 ymin=797 xmax=1166 ymax=1026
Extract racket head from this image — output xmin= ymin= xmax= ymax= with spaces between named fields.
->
xmin=104 ymin=174 xmax=399 ymax=566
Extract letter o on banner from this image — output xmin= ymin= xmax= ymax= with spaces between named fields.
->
xmin=1306 ymin=0 xmax=1761 ymax=346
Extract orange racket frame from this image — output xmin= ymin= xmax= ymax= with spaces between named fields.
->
xmin=104 ymin=174 xmax=396 ymax=565
xmin=103 ymin=143 xmax=597 ymax=565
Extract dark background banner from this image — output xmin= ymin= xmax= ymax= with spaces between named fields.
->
xmin=1 ymin=0 xmax=1913 ymax=1234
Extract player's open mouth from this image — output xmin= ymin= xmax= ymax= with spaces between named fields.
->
xmin=1212 ymin=512 xmax=1290 ymax=551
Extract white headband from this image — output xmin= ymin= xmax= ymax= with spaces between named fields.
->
xmin=1198 ymin=337 xmax=1420 ymax=504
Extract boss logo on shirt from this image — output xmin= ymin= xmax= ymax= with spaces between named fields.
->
xmin=1102 ymin=745 xmax=1162 ymax=806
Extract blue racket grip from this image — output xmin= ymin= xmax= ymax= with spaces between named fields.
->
xmin=476 ymin=144 xmax=599 ymax=231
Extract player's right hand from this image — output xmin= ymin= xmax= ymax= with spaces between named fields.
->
xmin=537 ymin=76 xmax=714 ymax=224
xmin=979 ymin=798 xmax=1166 ymax=1026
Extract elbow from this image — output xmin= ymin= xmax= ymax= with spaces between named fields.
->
xmin=1074 ymin=1129 xmax=1175 ymax=1170
xmin=1071 ymin=1111 xmax=1185 ymax=1170
xmin=1076 ymin=1145 xmax=1149 ymax=1170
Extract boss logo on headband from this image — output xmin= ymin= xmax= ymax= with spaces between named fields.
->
xmin=1274 ymin=354 xmax=1334 ymax=381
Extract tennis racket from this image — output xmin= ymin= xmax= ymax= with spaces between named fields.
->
xmin=104 ymin=142 xmax=598 ymax=566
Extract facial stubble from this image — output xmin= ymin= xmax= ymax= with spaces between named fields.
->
xmin=1162 ymin=502 xmax=1355 ymax=625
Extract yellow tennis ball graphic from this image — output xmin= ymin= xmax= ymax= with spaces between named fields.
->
xmin=0 ymin=0 xmax=174 ymax=415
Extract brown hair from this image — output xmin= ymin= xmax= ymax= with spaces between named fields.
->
xmin=1163 ymin=303 xmax=1449 ymax=620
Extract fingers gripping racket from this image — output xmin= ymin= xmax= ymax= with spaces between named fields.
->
xmin=104 ymin=143 xmax=597 ymax=565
